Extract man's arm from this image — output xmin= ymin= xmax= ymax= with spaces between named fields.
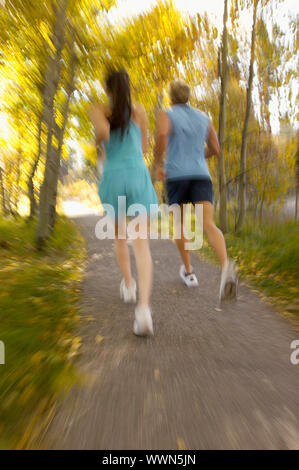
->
xmin=205 ymin=122 xmax=220 ymax=158
xmin=154 ymin=109 xmax=171 ymax=180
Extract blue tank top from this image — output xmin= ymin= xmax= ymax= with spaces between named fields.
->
xmin=103 ymin=120 xmax=145 ymax=172
xmin=165 ymin=104 xmax=211 ymax=181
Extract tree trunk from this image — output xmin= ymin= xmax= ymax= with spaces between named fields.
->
xmin=259 ymin=188 xmax=265 ymax=224
xmin=235 ymin=0 xmax=258 ymax=233
xmin=12 ymin=147 xmax=22 ymax=215
xmin=2 ymin=160 xmax=14 ymax=215
xmin=49 ymin=32 xmax=77 ymax=230
xmin=0 ymin=168 xmax=8 ymax=215
xmin=295 ymin=146 xmax=299 ymax=220
xmin=218 ymin=0 xmax=228 ymax=233
xmin=36 ymin=0 xmax=69 ymax=247
xmin=28 ymin=116 xmax=43 ymax=219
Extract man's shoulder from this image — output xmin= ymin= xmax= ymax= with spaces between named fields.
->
xmin=161 ymin=108 xmax=175 ymax=123
xmin=164 ymin=107 xmax=173 ymax=115
xmin=164 ymin=106 xmax=182 ymax=120
xmin=189 ymin=106 xmax=209 ymax=119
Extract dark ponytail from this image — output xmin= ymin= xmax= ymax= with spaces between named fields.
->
xmin=105 ymin=69 xmax=132 ymax=138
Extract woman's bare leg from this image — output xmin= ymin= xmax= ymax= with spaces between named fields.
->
xmin=132 ymin=227 xmax=153 ymax=306
xmin=114 ymin=221 xmax=134 ymax=288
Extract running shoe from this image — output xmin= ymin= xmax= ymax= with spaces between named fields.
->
xmin=219 ymin=260 xmax=238 ymax=302
xmin=133 ymin=305 xmax=154 ymax=336
xmin=120 ymin=278 xmax=137 ymax=303
xmin=179 ymin=264 xmax=199 ymax=287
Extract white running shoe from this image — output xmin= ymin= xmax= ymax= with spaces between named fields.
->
xmin=133 ymin=305 xmax=154 ymax=336
xmin=120 ymin=278 xmax=137 ymax=303
xmin=179 ymin=264 xmax=199 ymax=287
xmin=219 ymin=260 xmax=238 ymax=302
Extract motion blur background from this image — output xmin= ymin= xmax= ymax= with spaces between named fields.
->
xmin=0 ymin=0 xmax=298 ymax=449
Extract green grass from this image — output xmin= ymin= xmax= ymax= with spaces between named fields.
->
xmin=199 ymin=217 xmax=299 ymax=318
xmin=0 ymin=216 xmax=86 ymax=449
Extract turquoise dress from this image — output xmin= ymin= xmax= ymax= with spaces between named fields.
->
xmin=99 ymin=119 xmax=158 ymax=217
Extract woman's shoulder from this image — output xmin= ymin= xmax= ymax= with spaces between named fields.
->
xmin=90 ymin=102 xmax=111 ymax=119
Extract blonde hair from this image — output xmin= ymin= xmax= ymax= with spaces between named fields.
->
xmin=169 ymin=80 xmax=190 ymax=104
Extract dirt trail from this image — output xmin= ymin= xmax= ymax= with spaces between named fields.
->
xmin=46 ymin=212 xmax=299 ymax=449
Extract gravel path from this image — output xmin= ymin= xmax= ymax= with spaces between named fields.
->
xmin=46 ymin=211 xmax=299 ymax=449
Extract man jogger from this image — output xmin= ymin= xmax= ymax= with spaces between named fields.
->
xmin=154 ymin=80 xmax=237 ymax=301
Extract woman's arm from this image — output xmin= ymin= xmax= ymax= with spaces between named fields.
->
xmin=133 ymin=103 xmax=149 ymax=154
xmin=90 ymin=104 xmax=110 ymax=144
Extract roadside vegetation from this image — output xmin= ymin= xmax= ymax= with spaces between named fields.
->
xmin=200 ymin=215 xmax=299 ymax=319
xmin=0 ymin=216 xmax=86 ymax=449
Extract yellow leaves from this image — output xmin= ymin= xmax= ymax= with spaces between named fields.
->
xmin=52 ymin=134 xmax=59 ymax=150
xmin=85 ymin=315 xmax=96 ymax=322
xmin=80 ymin=141 xmax=97 ymax=165
xmin=177 ymin=437 xmax=187 ymax=450
xmin=212 ymin=26 xmax=218 ymax=40
xmin=0 ymin=217 xmax=85 ymax=450
xmin=31 ymin=296 xmax=44 ymax=306
xmin=39 ymin=21 xmax=52 ymax=48
xmin=19 ymin=385 xmax=36 ymax=405
xmin=95 ymin=334 xmax=104 ymax=344
xmin=30 ymin=351 xmax=46 ymax=365
xmin=67 ymin=336 xmax=82 ymax=359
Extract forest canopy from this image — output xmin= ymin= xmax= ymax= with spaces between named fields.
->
xmin=0 ymin=0 xmax=298 ymax=241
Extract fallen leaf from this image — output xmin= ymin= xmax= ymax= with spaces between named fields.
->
xmin=86 ymin=316 xmax=95 ymax=322
xmin=177 ymin=437 xmax=187 ymax=450
xmin=95 ymin=335 xmax=104 ymax=344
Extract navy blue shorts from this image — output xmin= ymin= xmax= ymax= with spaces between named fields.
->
xmin=166 ymin=179 xmax=213 ymax=205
